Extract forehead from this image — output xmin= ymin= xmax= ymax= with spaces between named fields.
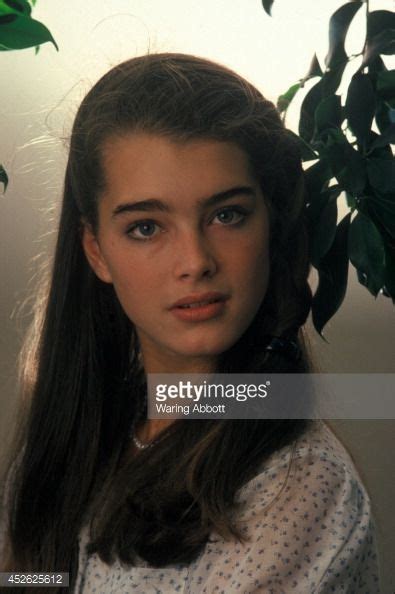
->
xmin=99 ymin=132 xmax=258 ymax=204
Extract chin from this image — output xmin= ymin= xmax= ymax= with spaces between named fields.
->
xmin=175 ymin=335 xmax=239 ymax=359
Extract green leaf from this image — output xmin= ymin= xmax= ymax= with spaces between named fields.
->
xmin=325 ymin=1 xmax=363 ymax=69
xmin=302 ymin=53 xmax=323 ymax=84
xmin=367 ymin=158 xmax=395 ymax=194
xmin=0 ymin=13 xmax=58 ymax=50
xmin=345 ymin=73 xmax=375 ymax=146
xmin=307 ymin=186 xmax=341 ymax=227
xmin=356 ymin=268 xmax=373 ymax=293
xmin=299 ymin=66 xmax=348 ymax=144
xmin=312 ymin=213 xmax=351 ymax=336
xmin=375 ymin=33 xmax=395 ymax=57
xmin=362 ymin=13 xmax=395 ymax=66
xmin=306 ymin=187 xmax=331 ymax=225
xmin=299 ymin=79 xmax=323 ymax=143
xmin=369 ymin=192 xmax=395 ymax=239
xmin=261 ymin=0 xmax=274 ymax=16
xmin=345 ymin=191 xmax=357 ymax=210
xmin=367 ymin=56 xmax=388 ymax=86
xmin=376 ymin=70 xmax=395 ymax=101
xmin=367 ymin=10 xmax=395 ymax=40
xmin=322 ymin=62 xmax=348 ymax=97
xmin=277 ymin=82 xmax=301 ymax=114
xmin=375 ymin=102 xmax=395 ymax=134
xmin=311 ymin=196 xmax=338 ymax=267
xmin=0 ymin=14 xmax=15 ymax=27
xmin=367 ymin=137 xmax=393 ymax=161
xmin=285 ymin=130 xmax=317 ymax=162
xmin=0 ymin=0 xmax=31 ymax=16
xmin=315 ymin=94 xmax=343 ymax=135
xmin=0 ymin=163 xmax=8 ymax=191
xmin=383 ymin=243 xmax=395 ymax=299
xmin=299 ymin=142 xmax=318 ymax=163
xmin=304 ymin=159 xmax=332 ymax=202
xmin=368 ymin=124 xmax=395 ymax=151
xmin=349 ymin=212 xmax=386 ymax=297
xmin=336 ymin=157 xmax=366 ymax=195
xmin=320 ymin=129 xmax=367 ymax=195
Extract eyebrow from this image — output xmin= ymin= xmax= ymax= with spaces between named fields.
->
xmin=111 ymin=185 xmax=256 ymax=218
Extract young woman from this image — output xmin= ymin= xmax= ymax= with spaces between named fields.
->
xmin=1 ymin=53 xmax=380 ymax=593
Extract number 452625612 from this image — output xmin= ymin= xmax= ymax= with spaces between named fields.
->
xmin=0 ymin=573 xmax=69 ymax=587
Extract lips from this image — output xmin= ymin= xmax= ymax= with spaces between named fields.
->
xmin=170 ymin=292 xmax=228 ymax=310
xmin=169 ymin=292 xmax=229 ymax=323
xmin=178 ymin=300 xmax=217 ymax=309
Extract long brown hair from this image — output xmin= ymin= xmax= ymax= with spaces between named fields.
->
xmin=1 ymin=53 xmax=313 ymax=592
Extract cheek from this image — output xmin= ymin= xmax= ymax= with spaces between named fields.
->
xmin=104 ymin=254 xmax=158 ymax=309
xmin=232 ymin=231 xmax=270 ymax=278
xmin=234 ymin=235 xmax=270 ymax=307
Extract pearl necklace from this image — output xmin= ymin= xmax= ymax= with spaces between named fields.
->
xmin=132 ymin=434 xmax=153 ymax=450
xmin=131 ymin=421 xmax=170 ymax=451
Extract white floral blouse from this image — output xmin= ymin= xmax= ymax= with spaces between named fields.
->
xmin=74 ymin=421 xmax=380 ymax=593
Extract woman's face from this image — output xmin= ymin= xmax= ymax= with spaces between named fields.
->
xmin=82 ymin=132 xmax=270 ymax=372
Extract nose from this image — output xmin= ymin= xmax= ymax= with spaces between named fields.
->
xmin=173 ymin=230 xmax=217 ymax=281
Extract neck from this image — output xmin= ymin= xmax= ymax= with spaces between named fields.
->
xmin=134 ymin=351 xmax=217 ymax=444
xmin=135 ymin=419 xmax=175 ymax=443
xmin=141 ymin=350 xmax=218 ymax=374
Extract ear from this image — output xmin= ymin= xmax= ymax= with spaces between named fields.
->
xmin=81 ymin=223 xmax=113 ymax=284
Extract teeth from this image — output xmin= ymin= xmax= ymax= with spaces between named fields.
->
xmin=179 ymin=299 xmax=217 ymax=309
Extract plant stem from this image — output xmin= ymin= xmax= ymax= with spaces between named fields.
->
xmin=361 ymin=0 xmax=370 ymax=73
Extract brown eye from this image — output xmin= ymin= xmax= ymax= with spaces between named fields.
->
xmin=212 ymin=207 xmax=248 ymax=226
xmin=217 ymin=210 xmax=236 ymax=223
xmin=127 ymin=220 xmax=159 ymax=240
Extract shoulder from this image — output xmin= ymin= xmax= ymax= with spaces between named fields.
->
xmin=186 ymin=421 xmax=380 ymax=593
xmin=236 ymin=421 xmax=372 ymax=517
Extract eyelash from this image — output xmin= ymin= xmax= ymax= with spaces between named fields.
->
xmin=125 ymin=206 xmax=250 ymax=241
